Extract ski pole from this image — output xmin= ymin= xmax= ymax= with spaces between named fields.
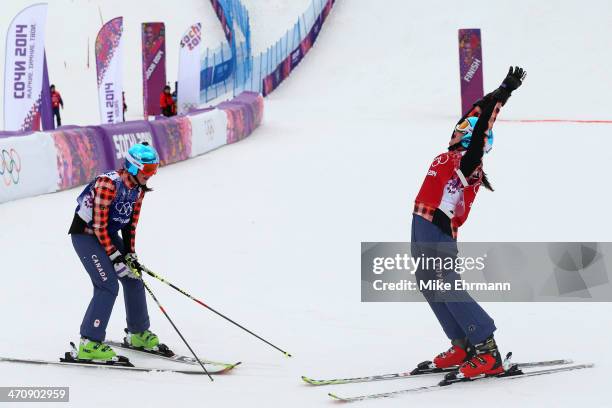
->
xmin=141 ymin=265 xmax=292 ymax=358
xmin=139 ymin=275 xmax=214 ymax=381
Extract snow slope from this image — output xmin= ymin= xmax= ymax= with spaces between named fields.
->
xmin=1 ymin=0 xmax=612 ymax=407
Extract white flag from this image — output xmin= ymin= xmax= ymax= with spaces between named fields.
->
xmin=177 ymin=23 xmax=202 ymax=115
xmin=3 ymin=3 xmax=48 ymax=131
xmin=95 ymin=17 xmax=124 ymax=124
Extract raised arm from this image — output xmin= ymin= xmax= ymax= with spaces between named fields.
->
xmin=458 ymin=67 xmax=527 ymax=178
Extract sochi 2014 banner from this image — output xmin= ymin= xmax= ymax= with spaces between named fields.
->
xmin=458 ymin=29 xmax=484 ymax=116
xmin=3 ymin=3 xmax=48 ymax=131
xmin=95 ymin=17 xmax=124 ymax=124
xmin=141 ymin=22 xmax=166 ymax=117
xmin=178 ymin=23 xmax=202 ymax=115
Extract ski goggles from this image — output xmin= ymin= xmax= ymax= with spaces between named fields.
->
xmin=455 ymin=119 xmax=473 ymax=134
xmin=455 ymin=119 xmax=494 ymax=153
xmin=140 ymin=163 xmax=159 ymax=176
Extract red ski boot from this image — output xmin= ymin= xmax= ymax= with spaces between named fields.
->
xmin=411 ymin=339 xmax=474 ymax=375
xmin=432 ymin=340 xmax=473 ymax=369
xmin=456 ymin=335 xmax=504 ymax=379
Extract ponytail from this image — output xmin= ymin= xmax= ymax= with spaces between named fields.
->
xmin=482 ymin=171 xmax=494 ymax=191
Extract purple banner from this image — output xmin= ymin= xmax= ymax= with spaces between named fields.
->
xmin=218 ymin=92 xmax=263 ymax=144
xmin=0 ymin=130 xmax=35 ymax=138
xmin=458 ymin=28 xmax=484 ymax=116
xmin=52 ymin=126 xmax=112 ymax=189
xmin=41 ymin=51 xmax=54 ymax=130
xmin=290 ymin=47 xmax=304 ymax=70
xmin=149 ymin=116 xmax=192 ymax=165
xmin=142 ymin=22 xmax=166 ymax=117
xmin=262 ymin=0 xmax=335 ymax=96
xmin=186 ymin=106 xmax=215 ymax=116
xmin=96 ymin=120 xmax=154 ymax=169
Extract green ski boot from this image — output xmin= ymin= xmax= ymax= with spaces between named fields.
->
xmin=126 ymin=330 xmax=160 ymax=351
xmin=76 ymin=338 xmax=117 ymax=361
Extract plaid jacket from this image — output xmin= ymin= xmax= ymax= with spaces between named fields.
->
xmin=76 ymin=170 xmax=145 ymax=255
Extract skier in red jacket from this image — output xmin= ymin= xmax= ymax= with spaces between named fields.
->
xmin=50 ymin=84 xmax=64 ymax=127
xmin=412 ymin=67 xmax=526 ymax=380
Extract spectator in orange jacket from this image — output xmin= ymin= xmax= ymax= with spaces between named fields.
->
xmin=50 ymin=84 xmax=64 ymax=127
xmin=160 ymin=85 xmax=176 ymax=117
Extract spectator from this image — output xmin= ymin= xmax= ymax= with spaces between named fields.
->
xmin=160 ymin=85 xmax=176 ymax=117
xmin=122 ymin=92 xmax=127 ymax=122
xmin=50 ymin=84 xmax=64 ymax=127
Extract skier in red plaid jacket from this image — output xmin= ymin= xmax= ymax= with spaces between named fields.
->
xmin=411 ymin=67 xmax=526 ymax=380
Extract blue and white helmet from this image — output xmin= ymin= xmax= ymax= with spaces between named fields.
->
xmin=454 ymin=116 xmax=494 ymax=154
xmin=125 ymin=142 xmax=159 ymax=176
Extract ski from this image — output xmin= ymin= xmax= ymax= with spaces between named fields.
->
xmin=0 ymin=356 xmax=235 ymax=375
xmin=105 ymin=339 xmax=240 ymax=370
xmin=303 ymin=358 xmax=572 ymax=386
xmin=327 ymin=363 xmax=594 ymax=402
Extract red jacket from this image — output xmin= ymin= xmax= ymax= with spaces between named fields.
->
xmin=160 ymin=92 xmax=175 ymax=113
xmin=51 ymin=91 xmax=63 ymax=109
xmin=414 ymin=151 xmax=482 ymax=238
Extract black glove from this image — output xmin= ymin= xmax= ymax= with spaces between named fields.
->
xmin=494 ymin=66 xmax=527 ymax=104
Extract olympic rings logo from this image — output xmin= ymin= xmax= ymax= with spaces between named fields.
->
xmin=115 ymin=201 xmax=134 ymax=216
xmin=431 ymin=154 xmax=449 ymax=168
xmin=0 ymin=148 xmax=21 ymax=186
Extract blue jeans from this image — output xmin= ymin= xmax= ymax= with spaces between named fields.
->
xmin=72 ymin=233 xmax=150 ymax=342
xmin=411 ymin=215 xmax=495 ymax=344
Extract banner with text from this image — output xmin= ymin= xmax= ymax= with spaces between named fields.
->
xmin=0 ymin=92 xmax=264 ymax=203
xmin=97 ymin=120 xmax=154 ymax=169
xmin=458 ymin=28 xmax=484 ymax=116
xmin=142 ymin=22 xmax=166 ymax=117
xmin=3 ymin=3 xmax=48 ymax=131
xmin=96 ymin=17 xmax=124 ymax=124
xmin=178 ymin=23 xmax=202 ymax=115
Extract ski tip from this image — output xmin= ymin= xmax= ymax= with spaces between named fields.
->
xmin=301 ymin=376 xmax=317 ymax=385
xmin=328 ymin=393 xmax=347 ymax=402
xmin=226 ymin=361 xmax=242 ymax=370
xmin=284 ymin=352 xmax=292 ymax=358
xmin=301 ymin=376 xmax=336 ymax=386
